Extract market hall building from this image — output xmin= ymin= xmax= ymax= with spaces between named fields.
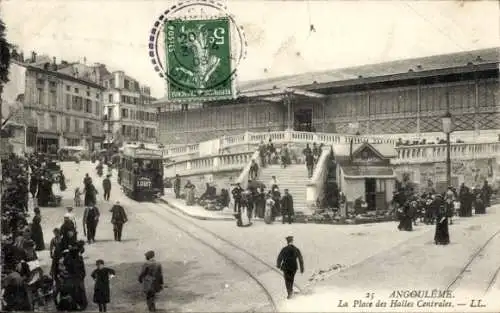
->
xmin=154 ymin=48 xmax=499 ymax=145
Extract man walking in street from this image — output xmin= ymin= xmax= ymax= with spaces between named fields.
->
xmin=110 ymin=201 xmax=128 ymax=241
xmin=138 ymin=250 xmax=164 ymax=312
xmin=281 ymin=189 xmax=294 ymax=224
xmin=277 ymin=236 xmax=304 ymax=299
xmin=83 ymin=205 xmax=100 ymax=244
xmin=102 ymin=175 xmax=111 ymax=201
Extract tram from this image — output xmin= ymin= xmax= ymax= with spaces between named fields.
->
xmin=118 ymin=145 xmax=164 ymax=201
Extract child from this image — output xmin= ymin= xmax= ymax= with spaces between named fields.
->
xmin=91 ymin=259 xmax=115 ymax=312
xmin=74 ymin=188 xmax=82 ymax=207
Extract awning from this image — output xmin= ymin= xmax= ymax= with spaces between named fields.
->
xmin=37 ymin=132 xmax=59 ymax=140
xmin=64 ymin=133 xmax=81 ymax=140
xmin=341 ymin=166 xmax=395 ymax=179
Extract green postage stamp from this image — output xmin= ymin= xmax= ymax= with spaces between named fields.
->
xmin=164 ymin=18 xmax=234 ymax=102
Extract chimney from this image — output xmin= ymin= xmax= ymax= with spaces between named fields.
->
xmin=31 ymin=51 xmax=37 ymax=62
xmin=19 ymin=52 xmax=24 ymax=62
xmin=52 ymin=57 xmax=56 ymax=64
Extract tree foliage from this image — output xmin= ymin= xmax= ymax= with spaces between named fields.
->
xmin=0 ymin=18 xmax=10 ymax=85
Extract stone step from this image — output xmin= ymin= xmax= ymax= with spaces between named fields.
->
xmin=256 ymin=164 xmax=311 ymax=212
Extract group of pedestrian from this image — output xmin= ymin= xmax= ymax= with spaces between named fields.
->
xmin=393 ymin=180 xmax=494 ymax=246
xmin=231 ymin=178 xmax=295 ymax=226
xmin=258 ymin=139 xmax=293 ymax=168
xmin=1 ymin=155 xmax=163 ymax=312
xmin=303 ymin=143 xmax=323 ymax=178
xmin=1 ymin=153 xmax=54 ymax=311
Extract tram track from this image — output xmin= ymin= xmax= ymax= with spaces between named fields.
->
xmin=140 ymin=200 xmax=301 ymax=312
xmin=446 ymin=228 xmax=500 ymax=295
xmin=110 ymin=170 xmax=288 ymax=311
xmin=154 ymin=200 xmax=303 ymax=289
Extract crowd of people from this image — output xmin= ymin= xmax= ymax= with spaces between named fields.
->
xmin=393 ymin=179 xmax=493 ymax=245
xmin=1 ymin=154 xmax=164 ymax=312
xmin=396 ymin=137 xmax=465 ymax=146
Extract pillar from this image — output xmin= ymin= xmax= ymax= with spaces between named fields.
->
xmin=366 ymin=89 xmax=371 ymax=133
xmin=474 ymin=70 xmax=480 ymax=135
xmin=184 ymin=109 xmax=188 ymax=143
xmin=416 ymin=79 xmax=421 ymax=134
xmin=322 ymin=100 xmax=326 ymax=132
xmin=286 ymin=93 xmax=292 ymax=130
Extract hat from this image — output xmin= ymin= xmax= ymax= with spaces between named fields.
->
xmin=286 ymin=236 xmax=294 ymax=243
xmin=145 ymin=250 xmax=155 ymax=259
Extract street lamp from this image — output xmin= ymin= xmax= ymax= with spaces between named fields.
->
xmin=441 ymin=110 xmax=453 ymax=188
xmin=348 ymin=122 xmax=360 ymax=162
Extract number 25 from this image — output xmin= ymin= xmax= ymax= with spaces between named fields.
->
xmin=214 ymin=27 xmax=225 ymax=45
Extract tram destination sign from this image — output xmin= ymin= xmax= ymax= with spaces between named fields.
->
xmin=123 ymin=147 xmax=164 ymax=159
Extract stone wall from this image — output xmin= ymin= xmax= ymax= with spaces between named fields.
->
xmin=394 ymin=158 xmax=500 ymax=191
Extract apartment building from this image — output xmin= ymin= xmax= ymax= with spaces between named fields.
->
xmin=20 ymin=52 xmax=106 ymax=152
xmin=102 ymin=71 xmax=158 ymax=145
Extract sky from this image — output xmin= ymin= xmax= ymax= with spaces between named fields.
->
xmin=1 ymin=0 xmax=499 ymax=98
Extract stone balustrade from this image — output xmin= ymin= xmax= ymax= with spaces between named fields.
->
xmin=165 ymin=141 xmax=500 ymax=177
xmin=163 ymin=130 xmax=402 ymax=160
xmin=391 ymin=142 xmax=500 ymax=165
xmin=164 ymin=151 xmax=254 ymax=177
xmin=163 ymin=129 xmax=499 ymax=160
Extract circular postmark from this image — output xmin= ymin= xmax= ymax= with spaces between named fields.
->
xmin=148 ymin=0 xmax=247 ymax=98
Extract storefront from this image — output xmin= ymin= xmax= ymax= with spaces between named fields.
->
xmin=63 ymin=132 xmax=83 ymax=147
xmin=36 ymin=131 xmax=60 ymax=154
xmin=92 ymin=135 xmax=104 ymax=152
xmin=334 ymin=143 xmax=397 ymax=211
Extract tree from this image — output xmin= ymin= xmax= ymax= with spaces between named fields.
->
xmin=0 ymin=18 xmax=10 ymax=85
xmin=0 ymin=17 xmax=12 ymax=128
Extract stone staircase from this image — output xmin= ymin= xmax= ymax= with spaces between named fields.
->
xmin=257 ymin=164 xmax=311 ymax=214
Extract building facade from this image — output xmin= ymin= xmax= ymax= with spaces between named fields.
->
xmin=13 ymin=52 xmax=106 ymax=152
xmin=154 ymin=48 xmax=499 ymax=145
xmin=102 ymin=71 xmax=158 ymax=145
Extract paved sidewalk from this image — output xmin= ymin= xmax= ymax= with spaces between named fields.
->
xmin=159 ymin=190 xmax=235 ymax=221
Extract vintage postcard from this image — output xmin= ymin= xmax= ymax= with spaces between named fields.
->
xmin=0 ymin=0 xmax=499 ymax=312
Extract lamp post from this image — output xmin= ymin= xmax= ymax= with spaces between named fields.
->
xmin=441 ymin=110 xmax=453 ymax=188
xmin=348 ymin=122 xmax=360 ymax=162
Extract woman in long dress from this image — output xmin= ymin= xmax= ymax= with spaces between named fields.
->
xmin=264 ymin=194 xmax=274 ymax=224
xmin=31 ymin=207 xmax=45 ymax=251
xmin=434 ymin=200 xmax=451 ymax=245
xmin=474 ymin=194 xmax=486 ymax=214
xmin=397 ymin=202 xmax=413 ymax=231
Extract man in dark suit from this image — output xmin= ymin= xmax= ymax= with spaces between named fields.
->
xmin=281 ymin=189 xmax=294 ymax=224
xmin=110 ymin=201 xmax=128 ymax=241
xmin=276 ymin=236 xmax=304 ymax=299
xmin=138 ymin=250 xmax=164 ymax=312
xmin=174 ymin=175 xmax=181 ymax=199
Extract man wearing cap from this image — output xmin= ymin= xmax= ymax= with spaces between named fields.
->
xmin=138 ymin=250 xmax=164 ymax=312
xmin=277 ymin=236 xmax=304 ymax=299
